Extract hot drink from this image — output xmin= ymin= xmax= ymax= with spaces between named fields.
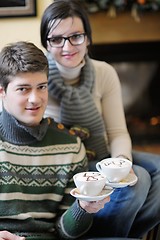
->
xmin=76 ymin=172 xmax=105 ymax=182
xmin=73 ymin=171 xmax=107 ymax=196
xmin=96 ymin=158 xmax=132 ymax=183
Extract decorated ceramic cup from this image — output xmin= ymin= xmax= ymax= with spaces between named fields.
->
xmin=73 ymin=171 xmax=107 ymax=196
xmin=96 ymin=158 xmax=132 ymax=183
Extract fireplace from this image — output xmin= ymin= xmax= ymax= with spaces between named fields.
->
xmin=90 ymin=41 xmax=160 ymax=145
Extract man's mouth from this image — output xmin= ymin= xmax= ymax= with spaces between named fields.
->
xmin=26 ymin=106 xmax=40 ymax=111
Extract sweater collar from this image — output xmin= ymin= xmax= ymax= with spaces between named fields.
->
xmin=55 ymin=58 xmax=85 ymax=82
xmin=0 ymin=108 xmax=49 ymax=145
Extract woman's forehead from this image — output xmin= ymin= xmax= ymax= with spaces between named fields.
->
xmin=48 ymin=16 xmax=84 ymax=37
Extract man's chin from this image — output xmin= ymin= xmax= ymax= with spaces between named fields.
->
xmin=20 ymin=118 xmax=41 ymax=127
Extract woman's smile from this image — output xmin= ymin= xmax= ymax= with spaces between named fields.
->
xmin=62 ymin=51 xmax=78 ymax=59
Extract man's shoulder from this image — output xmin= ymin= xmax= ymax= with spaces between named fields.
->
xmin=46 ymin=117 xmax=79 ymax=144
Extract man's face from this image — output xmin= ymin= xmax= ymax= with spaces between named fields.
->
xmin=0 ymin=72 xmax=48 ymax=126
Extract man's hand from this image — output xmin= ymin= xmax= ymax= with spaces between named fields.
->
xmin=0 ymin=231 xmax=25 ymax=240
xmin=79 ymin=196 xmax=110 ymax=213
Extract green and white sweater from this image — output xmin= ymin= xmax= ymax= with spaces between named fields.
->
xmin=0 ymin=109 xmax=92 ymax=240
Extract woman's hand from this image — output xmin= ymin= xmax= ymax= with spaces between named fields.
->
xmin=79 ymin=196 xmax=110 ymax=213
xmin=129 ymin=167 xmax=138 ymax=186
xmin=0 ymin=231 xmax=25 ymax=240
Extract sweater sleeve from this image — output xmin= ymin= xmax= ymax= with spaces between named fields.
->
xmin=93 ymin=60 xmax=132 ymax=161
xmin=56 ymin=199 xmax=93 ymax=239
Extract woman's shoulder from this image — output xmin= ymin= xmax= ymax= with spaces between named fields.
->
xmin=90 ymin=58 xmax=120 ymax=87
xmin=91 ymin=58 xmax=116 ymax=72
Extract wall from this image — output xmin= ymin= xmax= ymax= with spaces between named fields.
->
xmin=1 ymin=2 xmax=160 ymax=51
xmin=0 ymin=0 xmax=53 ymax=51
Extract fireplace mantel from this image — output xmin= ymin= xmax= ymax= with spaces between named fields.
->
xmin=90 ymin=41 xmax=160 ymax=63
xmin=89 ymin=12 xmax=160 ymax=44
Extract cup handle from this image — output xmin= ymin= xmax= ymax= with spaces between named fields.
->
xmin=96 ymin=162 xmax=103 ymax=173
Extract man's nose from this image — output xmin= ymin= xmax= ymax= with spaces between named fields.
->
xmin=28 ymin=91 xmax=39 ymax=103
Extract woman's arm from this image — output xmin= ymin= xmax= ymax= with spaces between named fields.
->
xmin=93 ymin=60 xmax=132 ymax=161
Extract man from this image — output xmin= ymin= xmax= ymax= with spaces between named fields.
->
xmin=0 ymin=41 xmax=109 ymax=240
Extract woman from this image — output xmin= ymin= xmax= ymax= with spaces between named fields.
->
xmin=40 ymin=0 xmax=160 ymax=238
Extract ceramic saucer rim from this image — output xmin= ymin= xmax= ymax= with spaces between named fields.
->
xmin=70 ymin=187 xmax=114 ymax=202
xmin=106 ymin=173 xmax=138 ymax=188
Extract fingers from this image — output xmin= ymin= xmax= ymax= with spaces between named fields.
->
xmin=80 ymin=202 xmax=99 ymax=213
xmin=0 ymin=231 xmax=25 ymax=240
xmin=79 ymin=196 xmax=110 ymax=213
xmin=130 ymin=168 xmax=134 ymax=174
xmin=95 ymin=196 xmax=110 ymax=209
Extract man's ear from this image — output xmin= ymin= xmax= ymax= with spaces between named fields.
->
xmin=0 ymin=86 xmax=5 ymax=98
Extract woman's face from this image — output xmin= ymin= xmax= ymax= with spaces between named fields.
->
xmin=47 ymin=17 xmax=89 ymax=68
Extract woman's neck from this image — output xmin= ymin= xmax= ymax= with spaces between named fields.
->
xmin=55 ymin=59 xmax=85 ymax=85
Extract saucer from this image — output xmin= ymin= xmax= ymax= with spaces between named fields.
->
xmin=70 ymin=187 xmax=114 ymax=202
xmin=106 ymin=173 xmax=138 ymax=188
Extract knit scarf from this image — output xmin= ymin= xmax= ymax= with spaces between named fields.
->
xmin=0 ymin=108 xmax=48 ymax=145
xmin=47 ymin=54 xmax=108 ymax=161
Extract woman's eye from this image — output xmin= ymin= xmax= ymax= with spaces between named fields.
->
xmin=71 ymin=34 xmax=81 ymax=40
xmin=51 ymin=37 xmax=63 ymax=44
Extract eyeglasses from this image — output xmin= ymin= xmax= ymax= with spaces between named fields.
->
xmin=47 ymin=33 xmax=86 ymax=48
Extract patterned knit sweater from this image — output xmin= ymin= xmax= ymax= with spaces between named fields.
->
xmin=0 ymin=109 xmax=92 ymax=240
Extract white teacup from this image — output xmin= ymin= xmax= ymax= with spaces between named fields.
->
xmin=96 ymin=158 xmax=132 ymax=183
xmin=73 ymin=171 xmax=107 ymax=196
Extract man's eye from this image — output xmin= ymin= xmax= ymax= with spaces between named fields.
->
xmin=39 ymin=85 xmax=48 ymax=90
xmin=50 ymin=37 xmax=63 ymax=44
xmin=17 ymin=88 xmax=27 ymax=92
